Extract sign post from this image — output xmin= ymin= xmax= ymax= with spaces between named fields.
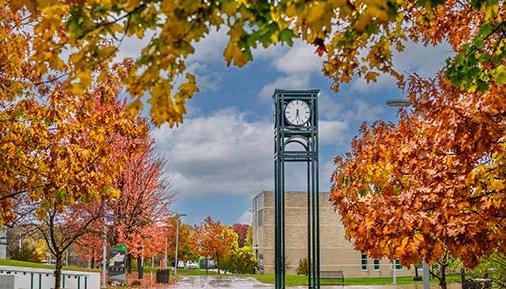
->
xmin=108 ymin=244 xmax=127 ymax=285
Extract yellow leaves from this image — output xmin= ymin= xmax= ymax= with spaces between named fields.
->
xmin=489 ymin=180 xmax=505 ymax=192
xmin=445 ymin=155 xmax=453 ymax=168
xmin=122 ymin=0 xmax=140 ymax=12
xmin=224 ymin=42 xmax=248 ymax=67
xmin=364 ymin=71 xmax=379 ymax=83
xmin=306 ymin=2 xmax=326 ymax=24
xmin=222 ymin=1 xmax=239 ymax=15
xmin=96 ymin=46 xmax=117 ymax=59
xmin=179 ymin=73 xmax=199 ymax=98
xmin=395 ymin=41 xmax=405 ymax=52
xmin=128 ymin=99 xmax=143 ymax=116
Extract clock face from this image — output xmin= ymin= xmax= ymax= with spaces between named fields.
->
xmin=285 ymin=100 xmax=311 ymax=126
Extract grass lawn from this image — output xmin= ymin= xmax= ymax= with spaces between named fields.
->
xmin=0 ymin=259 xmax=100 ymax=272
xmin=175 ymin=268 xmax=218 ymax=276
xmin=239 ymin=274 xmax=423 ymax=287
xmin=175 ymin=269 xmax=460 ymax=287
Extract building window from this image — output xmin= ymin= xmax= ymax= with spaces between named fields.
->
xmin=258 ymin=209 xmax=264 ymax=227
xmin=392 ymin=259 xmax=403 ymax=270
xmin=257 ymin=193 xmax=264 ymax=209
xmin=373 ymin=259 xmax=380 ymax=271
xmin=361 ymin=253 xmax=368 ymax=271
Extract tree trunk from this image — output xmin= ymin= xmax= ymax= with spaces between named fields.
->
xmin=440 ymin=265 xmax=447 ymax=289
xmin=54 ymin=253 xmax=64 ymax=289
xmin=460 ymin=268 xmax=466 ymax=289
xmin=216 ymin=254 xmax=220 ymax=274
xmin=91 ymin=248 xmax=96 ymax=268
xmin=137 ymin=255 xmax=143 ymax=279
xmin=415 ymin=265 xmax=419 ymax=279
xmin=127 ymin=254 xmax=132 ymax=273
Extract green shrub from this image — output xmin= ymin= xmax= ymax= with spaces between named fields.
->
xmin=296 ymin=257 xmax=308 ymax=276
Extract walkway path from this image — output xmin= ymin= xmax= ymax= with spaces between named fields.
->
xmin=171 ymin=276 xmax=271 ymax=288
xmin=170 ymin=276 xmax=461 ymax=289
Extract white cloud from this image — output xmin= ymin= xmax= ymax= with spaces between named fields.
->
xmin=238 ymin=209 xmax=252 ymax=224
xmin=393 ymin=41 xmax=453 ymax=78
xmin=187 ymin=62 xmax=222 ymax=92
xmin=190 ymin=28 xmax=229 ymax=63
xmin=319 ymin=120 xmax=348 ymax=145
xmin=252 ymin=44 xmax=285 ymax=59
xmin=152 ymin=109 xmax=350 ymax=199
xmin=153 ymin=109 xmax=273 ymax=198
xmin=253 ymin=41 xmax=325 ymax=101
xmin=349 ymin=41 xmax=452 ymax=94
xmin=258 ymin=75 xmax=312 ymax=100
xmin=350 ymin=99 xmax=385 ymax=122
xmin=273 ymin=42 xmax=323 ymax=74
xmin=319 ymin=92 xmax=343 ymax=120
xmin=115 ymin=30 xmax=157 ymax=61
xmin=350 ymin=73 xmax=397 ymax=93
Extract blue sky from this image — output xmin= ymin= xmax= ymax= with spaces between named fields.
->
xmin=121 ymin=29 xmax=451 ymax=225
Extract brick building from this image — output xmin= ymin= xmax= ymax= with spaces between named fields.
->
xmin=251 ymin=191 xmax=414 ymax=278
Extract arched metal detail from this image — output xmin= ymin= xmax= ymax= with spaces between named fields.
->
xmin=284 ymin=137 xmax=309 ymax=151
xmin=273 ymin=89 xmax=320 ymax=289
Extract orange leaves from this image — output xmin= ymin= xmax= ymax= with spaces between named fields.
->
xmin=331 ymin=70 xmax=505 ymax=268
xmin=0 ymin=59 xmax=149 ymax=225
xmin=191 ymin=217 xmax=238 ymax=267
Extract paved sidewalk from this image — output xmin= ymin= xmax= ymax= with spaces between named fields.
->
xmin=170 ymin=276 xmax=461 ymax=289
xmin=171 ymin=276 xmax=271 ymax=288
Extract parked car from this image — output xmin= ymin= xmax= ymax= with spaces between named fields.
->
xmin=185 ymin=261 xmax=198 ymax=269
xmin=177 ymin=261 xmax=185 ymax=268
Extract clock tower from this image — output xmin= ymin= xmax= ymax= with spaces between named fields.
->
xmin=273 ymin=89 xmax=320 ymax=289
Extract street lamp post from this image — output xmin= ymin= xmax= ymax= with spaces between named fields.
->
xmin=164 ymin=236 xmax=168 ymax=268
xmin=174 ymin=213 xmax=186 ymax=277
xmin=393 ymin=261 xmax=397 ymax=285
xmin=386 ymin=98 xmax=430 ymax=289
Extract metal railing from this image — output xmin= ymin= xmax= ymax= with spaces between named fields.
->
xmin=0 ymin=267 xmax=90 ymax=289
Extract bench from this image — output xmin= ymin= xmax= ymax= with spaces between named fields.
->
xmin=320 ymin=271 xmax=344 ymax=286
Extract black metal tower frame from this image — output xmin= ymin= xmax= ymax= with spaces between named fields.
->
xmin=273 ymin=89 xmax=320 ymax=289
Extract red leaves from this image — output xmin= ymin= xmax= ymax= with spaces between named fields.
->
xmin=232 ymin=224 xmax=250 ymax=248
xmin=313 ymin=38 xmax=326 ymax=57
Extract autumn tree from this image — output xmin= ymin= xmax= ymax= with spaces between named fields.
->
xmin=4 ymin=57 xmax=148 ymax=289
xmin=166 ymin=222 xmax=199 ymax=263
xmin=75 ymin=232 xmax=103 ymax=268
xmin=325 ymin=2 xmax=503 ymax=287
xmin=331 ymin=72 xmax=505 ymax=289
xmin=75 ymin=137 xmax=171 ymax=272
xmin=107 ymin=139 xmax=172 ymax=252
xmin=2 ymin=0 xmax=502 ymax=127
xmin=221 ymin=245 xmax=258 ymax=274
xmin=191 ymin=217 xmax=237 ymax=274
xmin=232 ymin=224 xmax=250 ymax=248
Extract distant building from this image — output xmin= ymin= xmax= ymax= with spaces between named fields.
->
xmin=251 ymin=191 xmax=413 ymax=278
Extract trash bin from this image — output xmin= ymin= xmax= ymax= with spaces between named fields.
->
xmin=156 ymin=269 xmax=170 ymax=283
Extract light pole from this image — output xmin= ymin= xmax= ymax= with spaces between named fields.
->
xmin=174 ymin=213 xmax=186 ymax=277
xmin=101 ymin=211 xmax=107 ymax=289
xmin=393 ymin=261 xmax=397 ymax=285
xmin=164 ymin=236 xmax=168 ymax=268
xmin=386 ymin=98 xmax=430 ymax=289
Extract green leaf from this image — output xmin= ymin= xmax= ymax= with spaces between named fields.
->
xmin=279 ymin=29 xmax=295 ymax=45
xmin=479 ymin=23 xmax=493 ymax=37
xmin=492 ymin=65 xmax=506 ymax=85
